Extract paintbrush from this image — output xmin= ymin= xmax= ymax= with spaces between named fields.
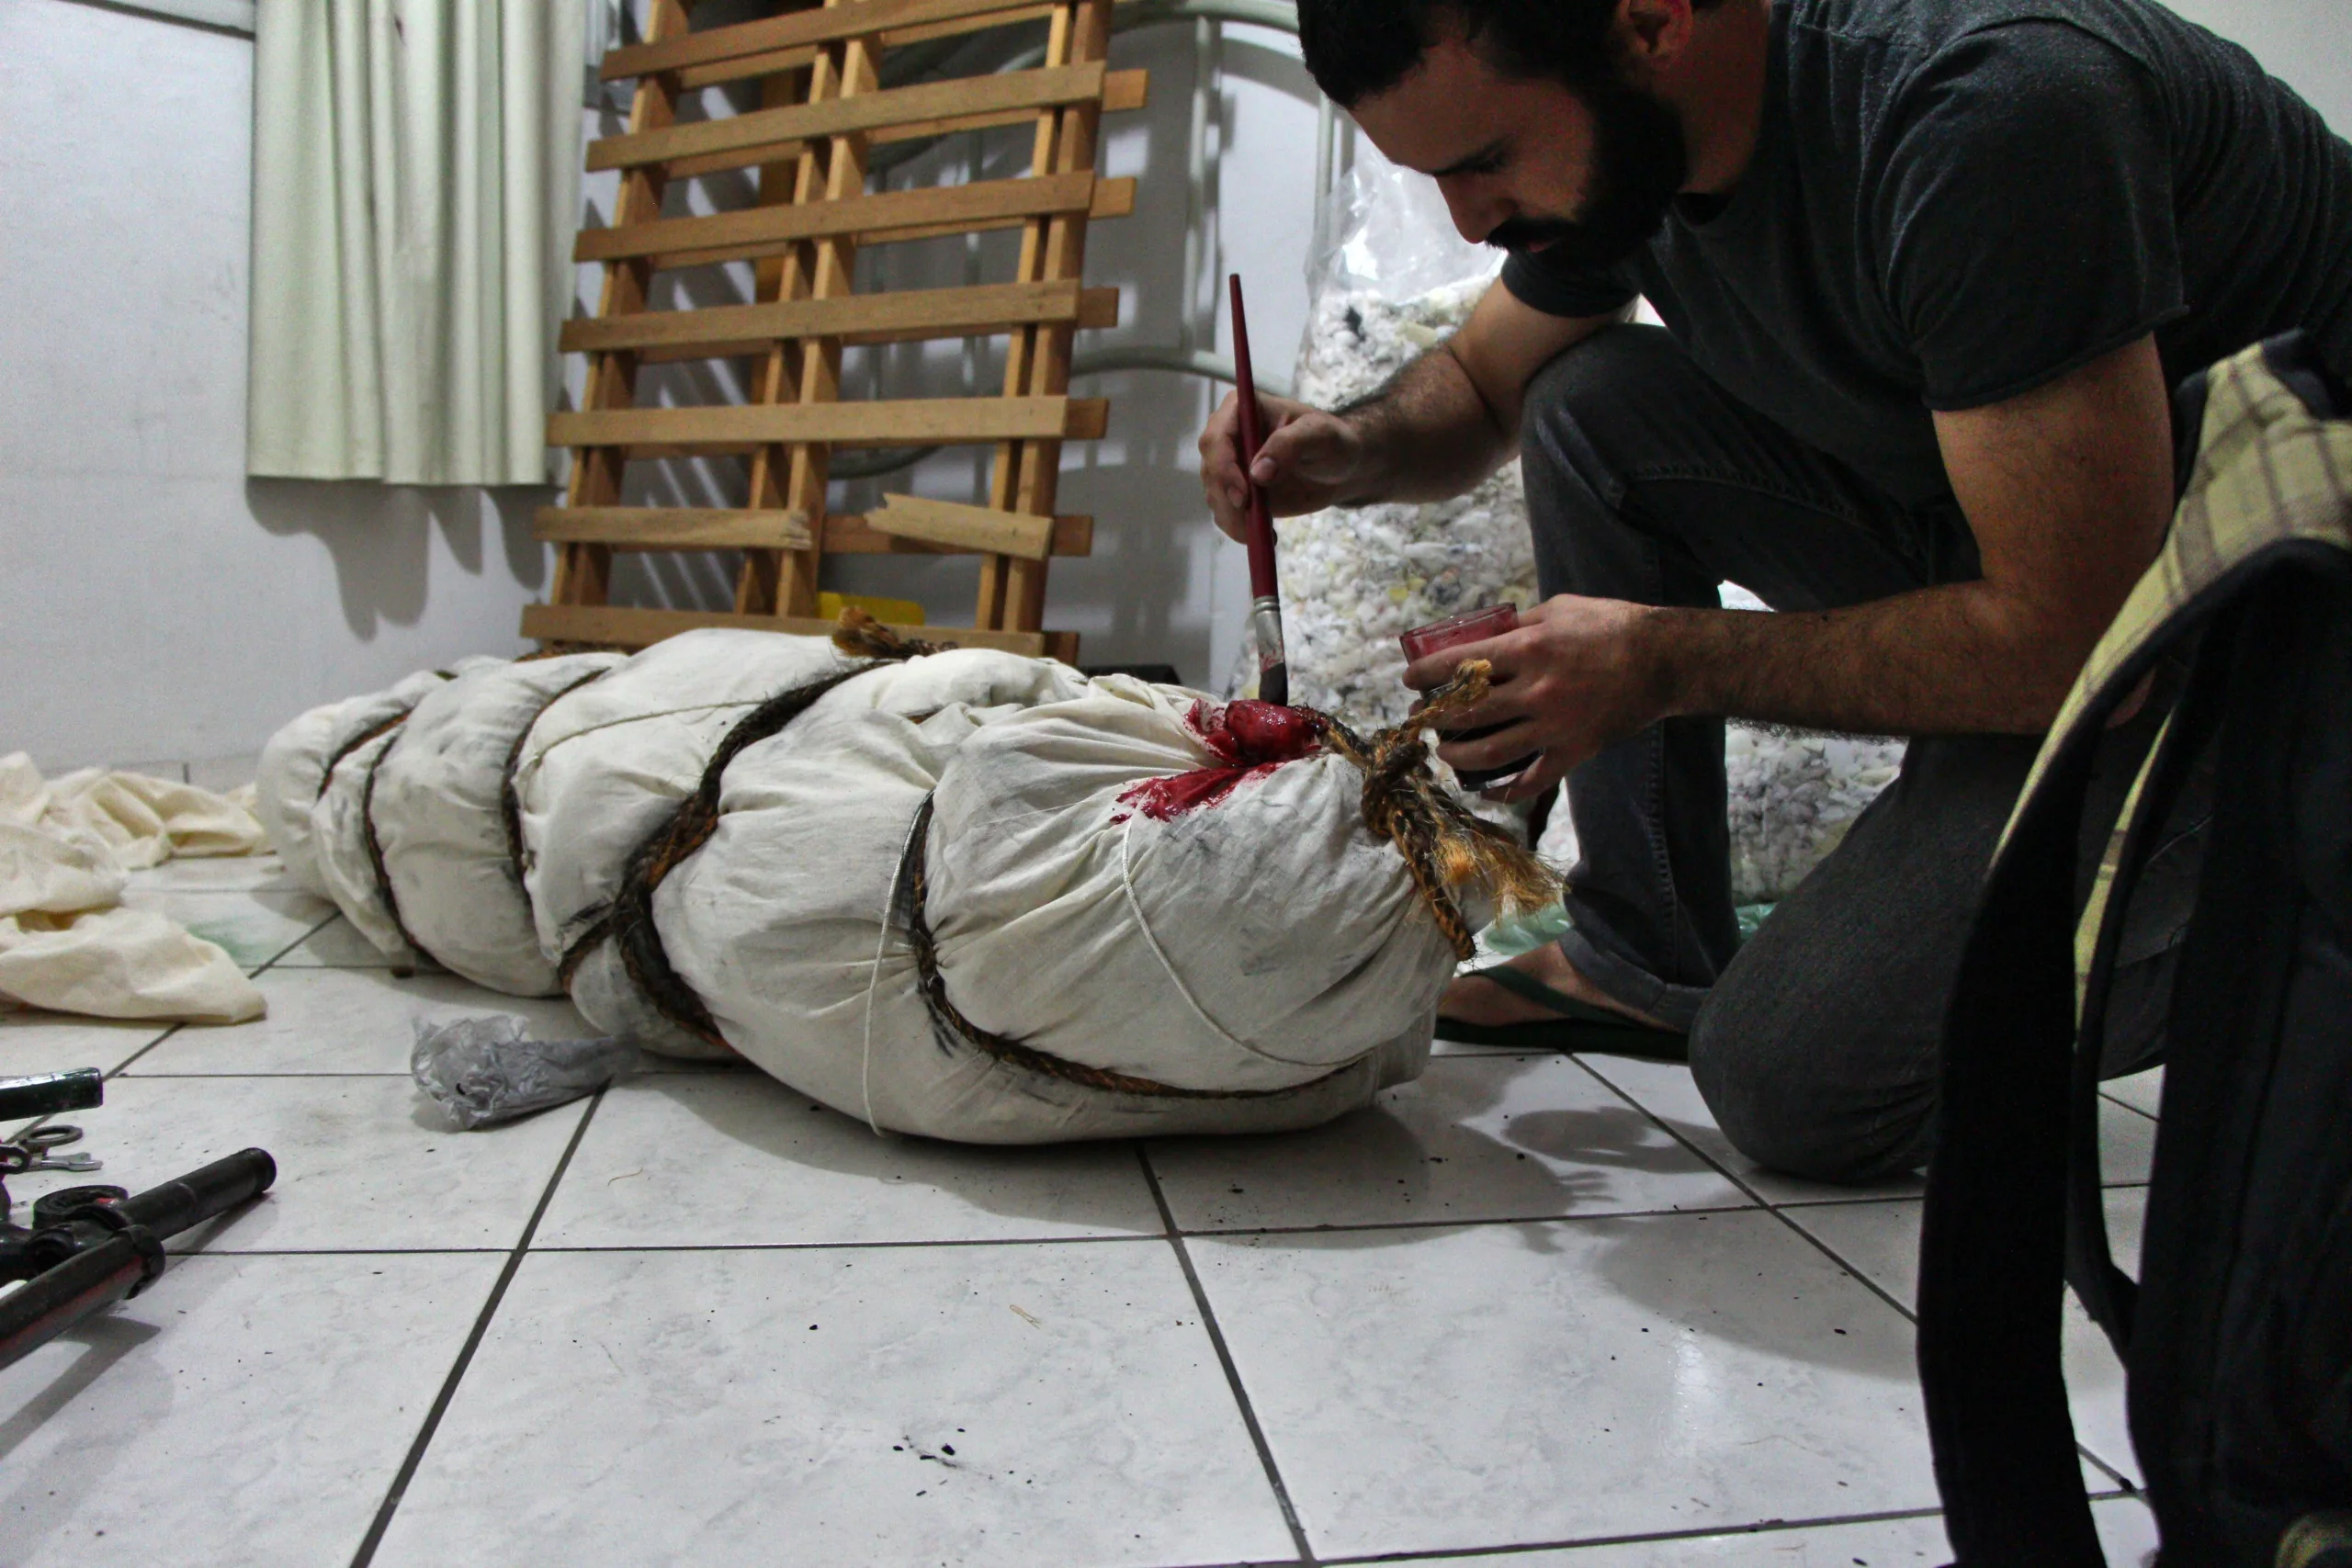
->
xmin=1228 ymin=274 xmax=1289 ymax=707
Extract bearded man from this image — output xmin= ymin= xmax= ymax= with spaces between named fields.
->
xmin=1198 ymin=0 xmax=2352 ymax=1180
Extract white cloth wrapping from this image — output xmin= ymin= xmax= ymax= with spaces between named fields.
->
xmin=657 ymin=665 xmax=1451 ymax=1143
xmin=652 ymin=649 xmax=1092 ymax=1101
xmin=511 ymin=630 xmax=857 ymax=1055
xmin=369 ymin=652 xmax=624 ymax=994
xmin=256 ymin=669 xmax=461 ymax=898
xmin=0 ymin=754 xmax=266 ymax=1023
xmin=926 ymin=684 xmax=1461 ymax=1095
xmin=256 ymin=636 xmax=1485 ymax=1142
xmin=311 ymin=725 xmax=415 ymax=966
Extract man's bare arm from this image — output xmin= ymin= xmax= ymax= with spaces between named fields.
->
xmin=1199 ymin=280 xmax=1613 ymax=540
xmin=1413 ymin=334 xmax=2178 ymax=795
xmin=1338 ymin=282 xmax=1618 ymax=502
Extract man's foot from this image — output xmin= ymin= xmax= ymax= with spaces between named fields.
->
xmin=1440 ymin=942 xmax=1673 ymax=1032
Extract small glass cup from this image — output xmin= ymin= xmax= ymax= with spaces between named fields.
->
xmin=1399 ymin=604 xmax=1536 ymax=790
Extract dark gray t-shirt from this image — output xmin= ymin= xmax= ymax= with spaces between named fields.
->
xmin=1502 ymin=0 xmax=2352 ymax=508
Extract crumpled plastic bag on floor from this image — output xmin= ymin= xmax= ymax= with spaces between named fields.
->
xmin=411 ymin=1014 xmax=638 ymax=1130
xmin=0 ymin=754 xmax=266 ymax=1023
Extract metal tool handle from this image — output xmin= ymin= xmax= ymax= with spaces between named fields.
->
xmin=0 ymin=1149 xmax=277 ymax=1371
xmin=0 ymin=1069 xmax=104 ymax=1123
xmin=0 ymin=1228 xmax=164 ymax=1372
xmin=114 ymin=1149 xmax=278 ymax=1239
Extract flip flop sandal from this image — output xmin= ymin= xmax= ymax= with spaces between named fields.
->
xmin=1435 ymin=964 xmax=1690 ymax=1062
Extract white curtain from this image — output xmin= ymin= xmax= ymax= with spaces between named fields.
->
xmin=246 ymin=0 xmax=587 ymax=485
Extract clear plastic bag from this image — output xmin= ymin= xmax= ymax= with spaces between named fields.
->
xmin=1310 ymin=142 xmax=1502 ymax=301
xmin=410 ymin=1014 xmax=639 ymax=1130
xmin=1243 ymin=144 xmax=1537 ymax=744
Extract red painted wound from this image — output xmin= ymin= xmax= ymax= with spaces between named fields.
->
xmin=1114 ymin=700 xmax=1325 ymax=822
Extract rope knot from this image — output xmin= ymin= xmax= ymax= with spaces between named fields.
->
xmin=1318 ymin=661 xmax=1561 ymax=960
xmin=831 ymin=606 xmax=946 ymax=661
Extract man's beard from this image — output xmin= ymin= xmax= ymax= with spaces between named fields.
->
xmin=1485 ymin=75 xmax=1690 ymax=269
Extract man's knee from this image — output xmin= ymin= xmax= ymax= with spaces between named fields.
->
xmin=1520 ymin=322 xmax=1701 ymax=486
xmin=1687 ymin=1003 xmax=1937 ymax=1186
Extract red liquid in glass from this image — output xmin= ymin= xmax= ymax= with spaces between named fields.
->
xmin=1399 ymin=605 xmax=1537 ymax=790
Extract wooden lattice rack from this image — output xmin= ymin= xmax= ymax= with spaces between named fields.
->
xmin=528 ymin=0 xmax=1146 ymax=660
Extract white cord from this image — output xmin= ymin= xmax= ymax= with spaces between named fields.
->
xmin=1116 ymin=811 xmax=1264 ymax=1059
xmin=858 ymin=809 xmax=933 ymax=1137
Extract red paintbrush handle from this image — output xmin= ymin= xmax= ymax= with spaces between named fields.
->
xmin=1229 ymin=275 xmax=1281 ymax=603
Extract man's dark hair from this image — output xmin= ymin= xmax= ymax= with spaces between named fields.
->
xmin=1299 ymin=0 xmax=1724 ymax=106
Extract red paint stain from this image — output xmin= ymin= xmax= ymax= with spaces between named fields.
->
xmin=1115 ymin=700 xmax=1325 ymax=823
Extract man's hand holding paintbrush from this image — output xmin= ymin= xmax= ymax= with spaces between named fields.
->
xmin=1201 ymin=277 xmax=1665 ymax=797
xmin=1216 ymin=276 xmax=1294 ymax=707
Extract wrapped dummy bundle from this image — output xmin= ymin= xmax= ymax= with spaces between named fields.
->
xmin=256 ymin=668 xmax=472 ymax=898
xmin=365 ymin=652 xmax=626 ymax=993
xmin=637 ymin=632 xmax=1549 ymax=1143
xmin=511 ymin=628 xmax=857 ymax=1056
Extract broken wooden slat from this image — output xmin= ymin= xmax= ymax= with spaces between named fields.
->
xmin=871 ymin=493 xmax=1057 ymax=558
xmin=535 ymin=507 xmax=813 ymax=549
xmin=823 ymin=512 xmax=1092 ymax=555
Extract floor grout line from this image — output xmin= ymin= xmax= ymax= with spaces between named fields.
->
xmin=247 ymin=907 xmax=344 ymax=976
xmin=1566 ymin=1055 xmax=1931 ymax=1320
xmin=1304 ymin=1483 xmax=2144 ymax=1565
xmin=1170 ymin=1200 xmax=1764 ymax=1238
xmin=106 ymin=1022 xmax=184 ymax=1078
xmin=1566 ymin=1059 xmax=2144 ymax=1494
xmin=1310 ymin=1502 xmax=1956 ymax=1563
xmin=346 ymin=1088 xmax=605 ymax=1568
xmin=1136 ymin=1142 xmax=1317 ymax=1566
xmin=117 ymin=1071 xmax=418 ymax=1079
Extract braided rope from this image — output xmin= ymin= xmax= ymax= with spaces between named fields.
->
xmin=1317 ymin=662 xmax=1562 ymax=961
xmin=353 ymin=720 xmax=429 ymax=966
xmin=315 ymin=710 xmax=413 ymax=802
xmin=577 ymin=609 xmax=946 ymax=1045
xmin=498 ymin=666 xmax=616 ymax=895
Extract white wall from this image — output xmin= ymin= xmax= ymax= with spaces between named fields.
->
xmin=0 ymin=0 xmax=557 ymax=772
xmin=3 ymin=0 xmax=2346 ymax=770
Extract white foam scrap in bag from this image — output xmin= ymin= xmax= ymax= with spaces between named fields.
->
xmin=1724 ymin=728 xmax=1905 ymax=904
xmin=1243 ymin=276 xmax=1539 ymax=732
xmin=369 ymin=652 xmax=625 ymax=995
xmin=513 ymin=629 xmax=856 ymax=1055
xmin=658 ymin=665 xmax=1454 ymax=1143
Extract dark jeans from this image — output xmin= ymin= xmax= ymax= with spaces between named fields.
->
xmin=1522 ymin=325 xmax=2178 ymax=1182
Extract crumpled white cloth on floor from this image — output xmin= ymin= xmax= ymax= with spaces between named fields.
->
xmin=0 ymin=753 xmax=267 ymax=1023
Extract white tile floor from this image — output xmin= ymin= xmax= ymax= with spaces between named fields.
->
xmin=0 ymin=854 xmax=2169 ymax=1567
